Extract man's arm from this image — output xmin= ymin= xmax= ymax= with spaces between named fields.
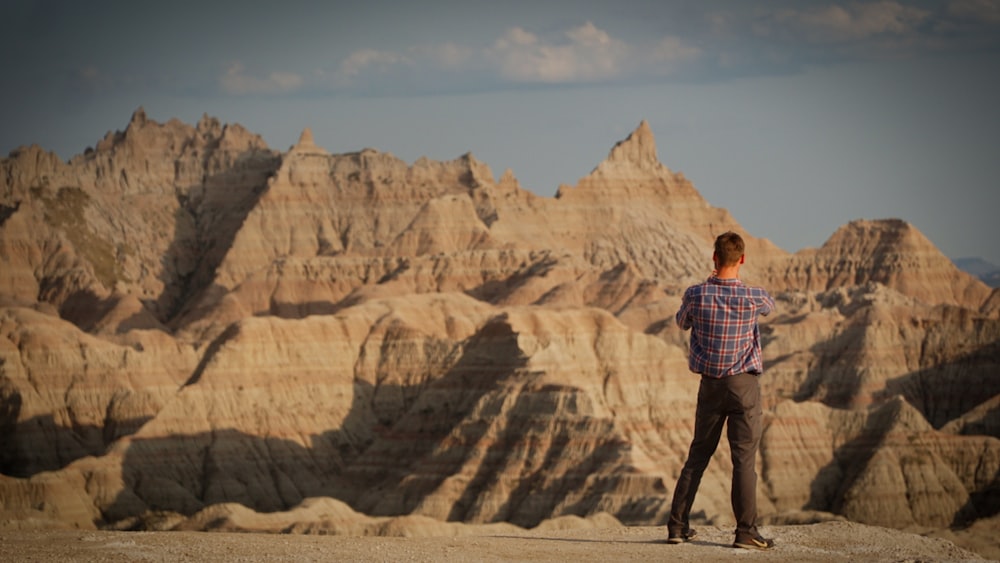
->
xmin=676 ymin=288 xmax=694 ymax=330
xmin=756 ymin=290 xmax=775 ymax=317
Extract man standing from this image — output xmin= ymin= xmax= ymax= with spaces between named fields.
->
xmin=667 ymin=231 xmax=776 ymax=550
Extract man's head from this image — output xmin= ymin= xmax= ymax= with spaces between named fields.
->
xmin=713 ymin=231 xmax=745 ymax=267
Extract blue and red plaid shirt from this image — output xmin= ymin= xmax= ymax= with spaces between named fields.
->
xmin=676 ymin=276 xmax=774 ymax=378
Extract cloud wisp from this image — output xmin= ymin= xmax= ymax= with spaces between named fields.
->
xmin=205 ymin=1 xmax=1000 ymax=98
xmin=488 ymin=23 xmax=635 ymax=83
xmin=319 ymin=21 xmax=699 ymax=95
xmin=219 ymin=63 xmax=305 ymax=96
xmin=755 ymin=1 xmax=931 ymax=43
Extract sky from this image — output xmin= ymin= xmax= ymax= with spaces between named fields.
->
xmin=3 ymin=0 xmax=999 ymax=265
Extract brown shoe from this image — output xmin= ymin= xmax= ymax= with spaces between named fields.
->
xmin=667 ymin=527 xmax=697 ymax=544
xmin=733 ymin=530 xmax=774 ymax=550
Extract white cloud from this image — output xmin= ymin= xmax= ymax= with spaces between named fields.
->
xmin=566 ymin=21 xmax=614 ymax=47
xmin=338 ymin=49 xmax=409 ymax=77
xmin=761 ymin=1 xmax=930 ymax=43
xmin=328 ymin=48 xmax=416 ymax=89
xmin=495 ymin=26 xmax=539 ymax=49
xmin=327 ymin=22 xmax=697 ymax=91
xmin=480 ymin=21 xmax=699 ymax=84
xmin=220 ymin=63 xmax=303 ymax=96
xmin=487 ymin=22 xmax=631 ymax=83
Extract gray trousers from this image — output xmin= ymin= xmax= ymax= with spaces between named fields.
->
xmin=668 ymin=372 xmax=763 ymax=535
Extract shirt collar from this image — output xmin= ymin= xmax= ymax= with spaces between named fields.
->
xmin=709 ymin=276 xmax=743 ymax=286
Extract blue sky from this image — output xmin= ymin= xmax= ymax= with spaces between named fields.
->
xmin=3 ymin=0 xmax=999 ymax=265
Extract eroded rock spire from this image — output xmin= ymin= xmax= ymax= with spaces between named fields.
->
xmin=606 ymin=120 xmax=659 ymax=167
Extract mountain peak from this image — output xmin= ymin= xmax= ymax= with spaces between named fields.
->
xmin=290 ymin=127 xmax=327 ymax=155
xmin=801 ymin=218 xmax=992 ymax=308
xmin=129 ymin=106 xmax=148 ymax=127
xmin=606 ymin=120 xmax=658 ymax=168
xmin=196 ymin=113 xmax=222 ymax=137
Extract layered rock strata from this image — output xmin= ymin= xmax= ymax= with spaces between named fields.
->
xmin=0 ymin=111 xmax=996 ymax=557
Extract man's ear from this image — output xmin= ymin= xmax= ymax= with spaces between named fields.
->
xmin=739 ymin=254 xmax=745 ymax=265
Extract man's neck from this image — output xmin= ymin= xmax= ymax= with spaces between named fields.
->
xmin=715 ymin=265 xmax=740 ymax=279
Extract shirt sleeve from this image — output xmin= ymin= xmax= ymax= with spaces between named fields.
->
xmin=756 ymin=289 xmax=775 ymax=316
xmin=676 ymin=287 xmax=694 ymax=330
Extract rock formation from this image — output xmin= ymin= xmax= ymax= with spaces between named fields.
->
xmin=762 ymin=218 xmax=991 ymax=309
xmin=0 ymin=111 xmax=997 ymax=557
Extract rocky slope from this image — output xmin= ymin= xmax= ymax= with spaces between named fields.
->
xmin=1 ymin=111 xmax=997 ymax=557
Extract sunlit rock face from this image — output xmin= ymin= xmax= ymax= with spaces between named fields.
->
xmin=0 ymin=112 xmax=996 ymax=552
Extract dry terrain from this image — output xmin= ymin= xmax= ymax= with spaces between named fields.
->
xmin=0 ymin=522 xmax=992 ymax=563
xmin=1 ymin=111 xmax=998 ymax=560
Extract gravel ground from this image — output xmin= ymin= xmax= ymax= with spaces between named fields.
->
xmin=0 ymin=522 xmax=990 ymax=563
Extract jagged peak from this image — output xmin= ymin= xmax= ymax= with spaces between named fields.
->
xmin=196 ymin=113 xmax=222 ymax=137
xmin=498 ymin=168 xmax=518 ymax=186
xmin=218 ymin=123 xmax=270 ymax=151
xmin=121 ymin=107 xmax=153 ymax=142
xmin=446 ymin=152 xmax=495 ymax=189
xmin=606 ymin=120 xmax=659 ymax=168
xmin=495 ymin=168 xmax=529 ymax=198
xmin=129 ymin=106 xmax=148 ymax=127
xmin=8 ymin=143 xmax=53 ymax=160
xmin=289 ymin=127 xmax=328 ymax=156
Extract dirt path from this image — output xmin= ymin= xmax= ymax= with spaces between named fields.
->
xmin=0 ymin=522 xmax=988 ymax=562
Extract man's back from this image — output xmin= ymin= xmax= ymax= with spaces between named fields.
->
xmin=676 ymin=277 xmax=774 ymax=378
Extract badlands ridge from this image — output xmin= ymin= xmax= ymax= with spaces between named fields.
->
xmin=0 ymin=109 xmax=998 ymax=558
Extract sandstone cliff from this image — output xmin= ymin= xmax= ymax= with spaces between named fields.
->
xmin=1 ymin=111 xmax=996 ymax=558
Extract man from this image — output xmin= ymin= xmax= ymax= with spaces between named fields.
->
xmin=667 ymin=231 xmax=776 ymax=550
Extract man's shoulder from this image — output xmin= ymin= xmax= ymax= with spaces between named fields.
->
xmin=742 ymin=285 xmax=775 ymax=312
xmin=684 ymin=281 xmax=713 ymax=295
xmin=684 ymin=279 xmax=771 ymax=296
xmin=704 ymin=280 xmax=773 ymax=299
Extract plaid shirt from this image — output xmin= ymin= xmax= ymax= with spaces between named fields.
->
xmin=676 ymin=276 xmax=774 ymax=378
